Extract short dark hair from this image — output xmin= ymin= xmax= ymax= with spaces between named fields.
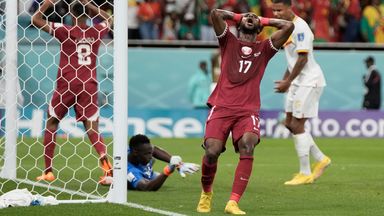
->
xmin=272 ymin=0 xmax=291 ymax=5
xmin=71 ymin=2 xmax=87 ymax=18
xmin=129 ymin=134 xmax=151 ymax=150
xmin=365 ymin=56 xmax=375 ymax=63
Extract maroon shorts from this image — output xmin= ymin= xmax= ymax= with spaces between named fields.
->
xmin=204 ymin=106 xmax=260 ymax=152
xmin=48 ymin=79 xmax=99 ymax=121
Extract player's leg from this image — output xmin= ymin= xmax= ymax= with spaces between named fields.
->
xmin=83 ymin=120 xmax=113 ymax=180
xmin=36 ymin=113 xmax=60 ymax=181
xmin=37 ymin=87 xmax=72 ymax=181
xmin=197 ymin=138 xmax=224 ymax=213
xmin=308 ymin=133 xmax=331 ymax=180
xmin=197 ymin=106 xmax=230 ymax=213
xmin=201 ymin=138 xmax=223 ymax=192
xmin=225 ymin=131 xmax=259 ymax=215
xmin=83 ymin=120 xmax=107 ymax=158
xmin=77 ymin=84 xmax=112 ymax=184
xmin=284 ymin=86 xmax=314 ymax=185
xmin=305 ymin=87 xmax=331 ymax=180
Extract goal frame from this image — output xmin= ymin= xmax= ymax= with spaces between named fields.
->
xmin=0 ymin=0 xmax=127 ymax=204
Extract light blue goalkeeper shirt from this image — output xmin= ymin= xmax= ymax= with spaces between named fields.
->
xmin=127 ymin=159 xmax=158 ymax=189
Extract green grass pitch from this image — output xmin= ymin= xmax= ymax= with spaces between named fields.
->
xmin=1 ymin=137 xmax=383 ymax=215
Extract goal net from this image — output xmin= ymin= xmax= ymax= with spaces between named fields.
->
xmin=0 ymin=0 xmax=127 ymax=204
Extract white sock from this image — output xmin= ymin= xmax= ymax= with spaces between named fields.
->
xmin=307 ymin=132 xmax=325 ymax=162
xmin=293 ymin=133 xmax=311 ymax=176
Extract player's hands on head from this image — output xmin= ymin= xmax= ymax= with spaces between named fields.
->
xmin=79 ymin=0 xmax=90 ymax=5
xmin=178 ymin=163 xmax=200 ymax=178
xmin=44 ymin=0 xmax=56 ymax=5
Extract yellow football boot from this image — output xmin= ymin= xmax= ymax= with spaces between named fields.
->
xmin=312 ymin=156 xmax=331 ymax=180
xmin=224 ymin=200 xmax=246 ymax=215
xmin=197 ymin=191 xmax=213 ymax=213
xmin=284 ymin=173 xmax=314 ymax=185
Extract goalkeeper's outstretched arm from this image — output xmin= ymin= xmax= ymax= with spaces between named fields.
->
xmin=31 ymin=0 xmax=54 ymax=33
xmin=134 ymin=164 xmax=176 ymax=191
xmin=152 ymin=146 xmax=172 ymax=163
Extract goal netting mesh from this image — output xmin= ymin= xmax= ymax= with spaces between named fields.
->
xmin=0 ymin=0 xmax=120 ymax=203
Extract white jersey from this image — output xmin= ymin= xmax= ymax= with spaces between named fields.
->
xmin=284 ymin=16 xmax=326 ymax=87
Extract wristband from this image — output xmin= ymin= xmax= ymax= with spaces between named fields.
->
xmin=163 ymin=165 xmax=173 ymax=176
xmin=259 ymin=17 xmax=270 ymax=26
xmin=233 ymin=13 xmax=243 ymax=25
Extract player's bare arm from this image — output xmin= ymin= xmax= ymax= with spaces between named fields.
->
xmin=81 ymin=0 xmax=114 ymax=27
xmin=210 ymin=9 xmax=241 ymax=36
xmin=267 ymin=18 xmax=294 ymax=49
xmin=282 ymin=69 xmax=290 ymax=80
xmin=152 ymin=146 xmax=172 ymax=163
xmin=31 ymin=0 xmax=55 ymax=33
xmin=136 ymin=174 xmax=169 ymax=191
xmin=274 ymin=53 xmax=308 ymax=93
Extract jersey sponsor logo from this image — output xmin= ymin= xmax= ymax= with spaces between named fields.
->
xmin=241 ymin=46 xmax=253 ymax=55
xmin=253 ymin=52 xmax=261 ymax=57
xmin=297 ymin=33 xmax=305 ymax=41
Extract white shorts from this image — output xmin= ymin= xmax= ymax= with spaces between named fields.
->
xmin=285 ymin=85 xmax=324 ymax=118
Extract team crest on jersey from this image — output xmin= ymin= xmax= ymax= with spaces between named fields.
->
xmin=241 ymin=46 xmax=253 ymax=55
xmin=297 ymin=33 xmax=305 ymax=41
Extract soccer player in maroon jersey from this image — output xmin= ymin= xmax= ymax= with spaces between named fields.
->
xmin=32 ymin=0 xmax=113 ymax=185
xmin=196 ymin=9 xmax=294 ymax=214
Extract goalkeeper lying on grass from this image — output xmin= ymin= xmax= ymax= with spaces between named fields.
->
xmin=127 ymin=134 xmax=200 ymax=191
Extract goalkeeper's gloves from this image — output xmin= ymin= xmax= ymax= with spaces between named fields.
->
xmin=163 ymin=164 xmax=176 ymax=176
xmin=170 ymin=155 xmax=183 ymax=166
xmin=177 ymin=162 xmax=200 ymax=178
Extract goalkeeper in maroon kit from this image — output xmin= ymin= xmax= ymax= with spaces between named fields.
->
xmin=32 ymin=0 xmax=113 ymax=185
xmin=196 ymin=9 xmax=294 ymax=214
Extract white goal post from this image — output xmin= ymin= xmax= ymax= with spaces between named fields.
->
xmin=0 ymin=0 xmax=127 ymax=204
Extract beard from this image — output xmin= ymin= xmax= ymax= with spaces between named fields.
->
xmin=239 ymin=24 xmax=262 ymax=35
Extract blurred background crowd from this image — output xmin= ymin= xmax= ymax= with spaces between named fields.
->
xmin=1 ymin=0 xmax=384 ymax=43
xmin=128 ymin=0 xmax=384 ymax=43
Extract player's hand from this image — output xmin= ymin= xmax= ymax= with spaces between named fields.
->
xmin=79 ymin=0 xmax=90 ymax=5
xmin=170 ymin=155 xmax=183 ymax=166
xmin=44 ymin=0 xmax=56 ymax=5
xmin=274 ymin=80 xmax=291 ymax=93
xmin=178 ymin=163 xmax=200 ymax=178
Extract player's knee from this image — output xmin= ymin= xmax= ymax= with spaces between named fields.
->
xmin=238 ymin=142 xmax=256 ymax=156
xmin=45 ymin=123 xmax=58 ymax=132
xmin=204 ymin=147 xmax=221 ymax=161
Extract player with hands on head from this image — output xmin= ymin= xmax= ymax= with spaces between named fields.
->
xmin=127 ymin=134 xmax=200 ymax=191
xmin=32 ymin=0 xmax=114 ymax=185
xmin=196 ymin=8 xmax=293 ymax=215
xmin=271 ymin=0 xmax=331 ymax=186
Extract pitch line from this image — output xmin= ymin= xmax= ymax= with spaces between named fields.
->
xmin=15 ymin=178 xmax=187 ymax=216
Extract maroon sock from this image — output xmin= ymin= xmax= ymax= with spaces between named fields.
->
xmin=43 ymin=129 xmax=57 ymax=174
xmin=88 ymin=132 xmax=106 ymax=156
xmin=230 ymin=156 xmax=254 ymax=202
xmin=201 ymin=156 xmax=217 ymax=193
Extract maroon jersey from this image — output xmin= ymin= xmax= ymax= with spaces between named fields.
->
xmin=207 ymin=25 xmax=278 ymax=112
xmin=50 ymin=21 xmax=110 ymax=83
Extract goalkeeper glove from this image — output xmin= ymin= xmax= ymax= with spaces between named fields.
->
xmin=178 ymin=162 xmax=200 ymax=178
xmin=170 ymin=155 xmax=183 ymax=166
